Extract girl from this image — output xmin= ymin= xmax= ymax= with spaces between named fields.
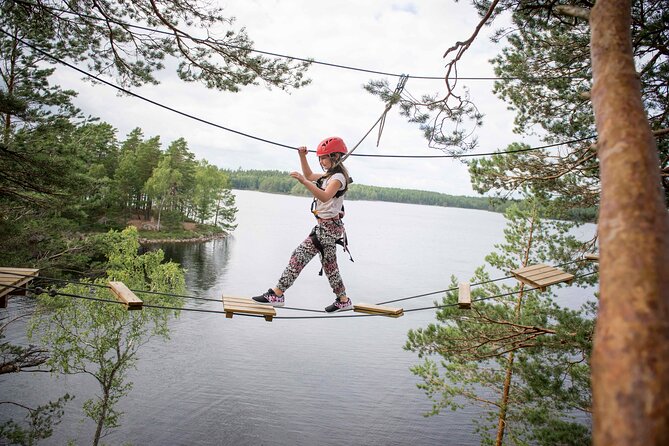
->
xmin=253 ymin=136 xmax=353 ymax=312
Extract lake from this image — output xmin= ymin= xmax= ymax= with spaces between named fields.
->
xmin=0 ymin=190 xmax=596 ymax=445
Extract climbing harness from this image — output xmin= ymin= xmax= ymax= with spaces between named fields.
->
xmin=308 ymin=223 xmax=354 ymax=276
xmin=309 ymin=176 xmax=354 ymax=276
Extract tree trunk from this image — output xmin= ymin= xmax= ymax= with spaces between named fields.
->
xmin=157 ymin=198 xmax=163 ymax=231
xmin=145 ymin=196 xmax=152 ymax=221
xmin=214 ymin=198 xmax=220 ymax=226
xmin=93 ymin=388 xmax=110 ymax=446
xmin=495 ymin=213 xmax=535 ymax=445
xmin=3 ymin=28 xmax=19 ymax=144
xmin=590 ymin=0 xmax=669 ymax=444
xmin=495 ymin=350 xmax=514 ymax=446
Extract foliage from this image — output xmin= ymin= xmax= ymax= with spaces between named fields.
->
xmin=28 ymin=227 xmax=185 ymax=445
xmin=405 ymin=195 xmax=597 ymax=444
xmin=365 ymin=0 xmax=669 ymax=209
xmin=0 ymin=120 xmax=238 ymax=271
xmin=0 ymin=395 xmax=73 ymax=446
xmin=1 ymin=0 xmax=295 ymax=272
xmin=2 ymin=0 xmax=310 ymax=91
xmin=1 ymin=310 xmax=69 ymax=445
xmin=192 ymin=160 xmax=237 ymax=228
xmin=364 ymin=78 xmax=484 ymax=153
xmin=144 ymin=156 xmax=183 ymax=230
xmin=1 ymin=330 xmax=48 ymax=375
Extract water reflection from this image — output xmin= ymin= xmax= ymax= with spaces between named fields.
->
xmin=149 ymin=236 xmax=234 ymax=293
xmin=2 ymin=191 xmax=597 ymax=446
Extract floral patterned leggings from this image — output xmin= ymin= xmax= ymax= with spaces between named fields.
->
xmin=276 ymin=219 xmax=346 ymax=299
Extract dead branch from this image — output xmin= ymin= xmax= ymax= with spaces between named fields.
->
xmin=0 ymin=345 xmax=49 ymax=374
xmin=443 ymin=0 xmax=501 ymax=97
xmin=555 ymin=5 xmax=591 ymax=21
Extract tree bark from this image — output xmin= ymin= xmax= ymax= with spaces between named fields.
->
xmin=590 ymin=0 xmax=669 ymax=444
xmin=495 ymin=213 xmax=535 ymax=446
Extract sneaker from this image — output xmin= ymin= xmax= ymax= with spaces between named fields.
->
xmin=325 ymin=297 xmax=353 ymax=313
xmin=252 ymin=289 xmax=285 ymax=307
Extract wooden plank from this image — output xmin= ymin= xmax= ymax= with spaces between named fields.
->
xmin=458 ymin=282 xmax=471 ymax=309
xmin=533 ymin=273 xmax=575 ymax=287
xmin=223 ymin=306 xmax=275 ymax=321
xmin=513 ymin=275 xmax=542 ymax=290
xmin=585 ymin=253 xmax=600 ymax=261
xmin=521 ymin=269 xmax=574 ymax=286
xmin=524 ymin=268 xmax=573 ymax=282
xmin=354 ymin=308 xmax=403 ymax=318
xmin=511 ymin=263 xmax=550 ymax=275
xmin=109 ymin=281 xmax=143 ymax=310
xmin=223 ymin=300 xmax=277 ymax=313
xmin=0 ymin=276 xmax=35 ymax=298
xmin=511 ymin=264 xmax=574 ymax=291
xmin=223 ymin=297 xmax=267 ymax=307
xmin=222 ymin=295 xmax=276 ymax=322
xmin=0 ymin=268 xmax=39 ymax=308
xmin=521 ymin=267 xmax=557 ymax=280
xmin=0 ymin=268 xmax=39 ymax=295
xmin=223 ymin=303 xmax=275 ymax=315
xmin=528 ymin=268 xmax=573 ymax=281
xmin=353 ymin=303 xmax=403 ymax=317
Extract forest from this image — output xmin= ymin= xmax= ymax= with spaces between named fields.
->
xmin=0 ymin=119 xmax=237 ymax=271
xmin=226 ymin=168 xmax=597 ymax=221
xmin=1 ymin=0 xmax=668 ymax=445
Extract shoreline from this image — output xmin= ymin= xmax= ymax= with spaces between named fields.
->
xmin=138 ymin=232 xmax=229 ymax=245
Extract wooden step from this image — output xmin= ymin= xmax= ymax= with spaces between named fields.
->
xmin=584 ymin=253 xmax=600 ymax=262
xmin=353 ymin=303 xmax=403 ymax=318
xmin=222 ymin=296 xmax=276 ymax=322
xmin=510 ymin=264 xmax=575 ymax=292
xmin=458 ymin=282 xmax=471 ymax=309
xmin=0 ymin=267 xmax=39 ymax=308
xmin=109 ymin=281 xmax=143 ymax=310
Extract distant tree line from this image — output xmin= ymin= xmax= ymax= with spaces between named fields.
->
xmin=225 ymin=169 xmax=596 ymax=221
xmin=226 ymin=168 xmax=508 ymax=210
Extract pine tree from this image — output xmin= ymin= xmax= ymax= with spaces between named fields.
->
xmin=406 ymin=194 xmax=597 ymax=445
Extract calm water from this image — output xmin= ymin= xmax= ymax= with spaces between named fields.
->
xmin=1 ymin=190 xmax=596 ymax=445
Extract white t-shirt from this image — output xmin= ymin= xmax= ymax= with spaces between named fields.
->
xmin=314 ymin=173 xmax=346 ymax=219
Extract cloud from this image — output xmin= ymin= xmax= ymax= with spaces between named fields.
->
xmin=49 ymin=0 xmax=520 ymax=197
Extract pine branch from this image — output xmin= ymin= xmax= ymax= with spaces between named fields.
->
xmin=554 ymin=5 xmax=592 ymax=20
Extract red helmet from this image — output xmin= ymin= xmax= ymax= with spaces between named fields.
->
xmin=316 ymin=137 xmax=347 ymax=157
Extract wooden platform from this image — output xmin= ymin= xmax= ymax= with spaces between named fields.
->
xmin=109 ymin=281 xmax=143 ymax=310
xmin=584 ymin=253 xmax=600 ymax=262
xmin=222 ymin=296 xmax=276 ymax=322
xmin=511 ymin=264 xmax=575 ymax=292
xmin=0 ymin=267 xmax=39 ymax=308
xmin=353 ymin=303 xmax=404 ymax=318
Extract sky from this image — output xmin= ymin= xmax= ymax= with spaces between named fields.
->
xmin=50 ymin=0 xmax=532 ymax=197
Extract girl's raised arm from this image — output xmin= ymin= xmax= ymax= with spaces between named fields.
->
xmin=290 ymin=172 xmax=341 ymax=202
xmin=298 ymin=146 xmax=322 ymax=182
